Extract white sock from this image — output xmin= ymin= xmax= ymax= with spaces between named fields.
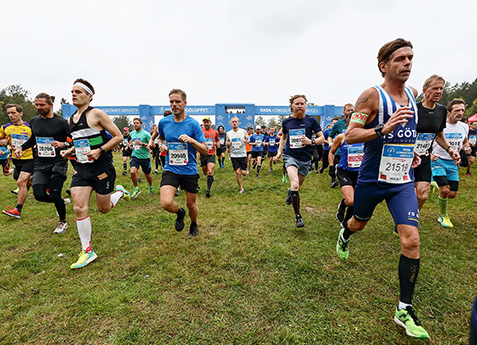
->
xmin=398 ymin=301 xmax=412 ymax=310
xmin=110 ymin=190 xmax=123 ymax=207
xmin=77 ymin=216 xmax=92 ymax=252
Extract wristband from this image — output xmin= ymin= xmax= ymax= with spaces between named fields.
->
xmin=445 ymin=145 xmax=451 ymax=152
xmin=99 ymin=147 xmax=106 ymax=155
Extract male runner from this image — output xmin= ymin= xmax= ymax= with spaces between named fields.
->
xmin=264 ymin=127 xmax=278 ymax=172
xmin=15 ymin=93 xmax=71 ymax=233
xmin=226 ymin=117 xmax=249 ymax=193
xmin=200 ymin=116 xmax=219 ymax=197
xmin=245 ymin=126 xmax=253 ymax=173
xmin=0 ymin=104 xmax=33 ymax=218
xmin=336 ymin=38 xmax=429 ymax=339
xmin=319 ymin=120 xmax=337 ymax=174
xmin=61 ymin=78 xmax=130 ymax=269
xmin=329 ymin=105 xmax=354 ymax=188
xmin=0 ymin=143 xmax=13 ymax=176
xmin=260 ymin=125 xmax=268 ymax=159
xmin=466 ymin=119 xmax=477 ymax=176
xmin=157 ymin=89 xmax=207 ymax=237
xmin=129 ymin=118 xmax=153 ymax=197
xmin=249 ymin=126 xmax=265 ymax=178
xmin=414 ymin=75 xmax=459 ymax=212
xmin=431 ymin=99 xmax=470 ymax=228
xmin=274 ymin=94 xmax=324 ymax=228
xmin=216 ymin=125 xmax=227 ymax=168
xmin=120 ymin=127 xmax=132 ymax=176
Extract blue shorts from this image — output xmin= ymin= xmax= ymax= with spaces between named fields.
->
xmin=130 ymin=156 xmax=151 ymax=174
xmin=431 ymin=158 xmax=459 ymax=182
xmin=283 ymin=154 xmax=310 ymax=176
xmin=354 ymin=182 xmax=419 ymax=227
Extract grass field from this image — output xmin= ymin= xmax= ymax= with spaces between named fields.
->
xmin=0 ymin=152 xmax=475 ymax=344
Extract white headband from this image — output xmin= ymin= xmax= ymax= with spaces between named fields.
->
xmin=74 ymin=82 xmax=94 ymax=95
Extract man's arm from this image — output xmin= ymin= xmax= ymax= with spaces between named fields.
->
xmin=274 ymin=132 xmax=287 ymax=161
xmin=87 ymin=109 xmax=122 ymax=160
xmin=434 ymin=131 xmax=460 ymax=165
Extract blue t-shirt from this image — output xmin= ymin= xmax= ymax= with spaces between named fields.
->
xmin=264 ymin=135 xmax=278 ymax=152
xmin=323 ymin=128 xmax=331 ymax=150
xmin=0 ymin=145 xmax=10 ymax=160
xmin=282 ymin=115 xmax=321 ymax=162
xmin=158 ymin=115 xmax=206 ymax=175
xmin=250 ymin=133 xmax=264 ymax=152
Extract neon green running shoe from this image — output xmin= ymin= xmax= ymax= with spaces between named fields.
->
xmin=148 ymin=186 xmax=153 ymax=195
xmin=282 ymin=175 xmax=287 ymax=183
xmin=70 ymin=250 xmax=97 ymax=269
xmin=336 ymin=228 xmax=349 ymax=261
xmin=394 ymin=306 xmax=430 ymax=339
xmin=438 ymin=215 xmax=453 ymax=228
xmin=131 ymin=187 xmax=141 ymax=199
xmin=115 ymin=185 xmax=131 ymax=201
xmin=430 ymin=180 xmax=439 ymax=192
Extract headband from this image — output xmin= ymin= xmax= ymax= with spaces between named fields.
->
xmin=74 ymin=82 xmax=94 ymax=95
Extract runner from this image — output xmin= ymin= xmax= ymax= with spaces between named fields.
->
xmin=414 ymin=75 xmax=459 ymax=212
xmin=264 ymin=127 xmax=278 ymax=172
xmin=216 ymin=125 xmax=227 ymax=169
xmin=150 ymin=124 xmax=161 ymax=173
xmin=249 ymin=126 xmax=265 ymax=178
xmin=335 ymin=38 xmax=429 ymax=339
xmin=274 ymin=94 xmax=324 ymax=228
xmin=226 ymin=117 xmax=249 ymax=193
xmin=319 ymin=120 xmax=337 ymax=174
xmin=15 ymin=93 xmax=71 ymax=233
xmin=200 ymin=116 xmax=219 ymax=197
xmin=157 ymin=89 xmax=207 ymax=237
xmin=276 ymin=127 xmax=287 ymax=183
xmin=61 ymin=78 xmax=130 ymax=269
xmin=0 ymin=104 xmax=33 ymax=219
xmin=466 ymin=118 xmax=477 ymax=176
xmin=129 ymin=118 xmax=153 ymax=198
xmin=245 ymin=126 xmax=253 ymax=174
xmin=431 ymin=99 xmax=470 ymax=228
xmin=0 ymin=142 xmax=13 ymax=176
xmin=120 ymin=127 xmax=132 ymax=176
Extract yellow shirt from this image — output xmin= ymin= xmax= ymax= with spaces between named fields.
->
xmin=0 ymin=122 xmax=33 ymax=160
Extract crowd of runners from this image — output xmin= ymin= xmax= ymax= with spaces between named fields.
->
xmin=1 ymin=38 xmax=476 ymax=341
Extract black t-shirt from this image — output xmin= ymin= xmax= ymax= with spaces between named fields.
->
xmin=417 ymin=103 xmax=447 ymax=134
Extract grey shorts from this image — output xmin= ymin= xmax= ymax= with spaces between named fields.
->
xmin=283 ymin=154 xmax=310 ymax=176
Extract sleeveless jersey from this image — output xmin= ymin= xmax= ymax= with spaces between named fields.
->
xmin=338 ymin=137 xmax=364 ymax=172
xmin=358 ymin=86 xmax=418 ymax=184
xmin=69 ymin=107 xmax=112 ymax=164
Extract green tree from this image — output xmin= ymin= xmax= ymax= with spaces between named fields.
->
xmin=113 ymin=115 xmax=132 ymax=132
xmin=56 ymin=97 xmax=69 ymax=117
xmin=254 ymin=115 xmax=266 ymax=129
xmin=0 ymin=85 xmax=37 ymax=123
xmin=267 ymin=117 xmax=279 ymax=129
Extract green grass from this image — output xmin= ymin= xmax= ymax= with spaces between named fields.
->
xmin=0 ymin=152 xmax=475 ymax=344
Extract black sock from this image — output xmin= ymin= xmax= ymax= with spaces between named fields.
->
xmin=344 ymin=205 xmax=354 ymax=223
xmin=207 ymin=175 xmax=214 ymax=191
xmin=123 ymin=163 xmax=127 ymax=171
xmin=257 ymin=165 xmax=261 ymax=174
xmin=398 ymin=254 xmax=420 ymax=304
xmin=340 ymin=198 xmax=347 ymax=208
xmin=290 ymin=190 xmax=300 ymax=215
xmin=342 ymin=220 xmax=354 ymax=241
xmin=16 ymin=204 xmax=23 ymax=212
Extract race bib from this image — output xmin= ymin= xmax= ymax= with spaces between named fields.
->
xmin=36 ymin=137 xmax=56 ymax=157
xmin=206 ymin=138 xmax=214 ymax=150
xmin=169 ymin=142 xmax=188 ymax=166
xmin=231 ymin=137 xmax=242 ymax=149
xmin=378 ymin=144 xmax=414 ymax=184
xmin=289 ymin=129 xmax=305 ymax=149
xmin=445 ymin=133 xmax=463 ymax=151
xmin=255 ymin=140 xmax=262 ymax=148
xmin=415 ymin=133 xmax=435 ymax=156
xmin=132 ymin=139 xmax=142 ymax=151
xmin=347 ymin=144 xmax=364 ymax=168
xmin=269 ymin=139 xmax=276 ymax=146
xmin=74 ymin=139 xmax=93 ymax=163
xmin=11 ymin=133 xmax=28 ymax=150
xmin=122 ymin=139 xmax=128 ymax=146
xmin=469 ymin=135 xmax=476 ymax=145
xmin=219 ymin=138 xmax=225 ymax=145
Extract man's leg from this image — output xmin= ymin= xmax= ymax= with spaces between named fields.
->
xmin=206 ymin=162 xmax=215 ymax=197
xmin=235 ymin=168 xmax=243 ymax=192
xmin=414 ymin=181 xmax=430 ymax=211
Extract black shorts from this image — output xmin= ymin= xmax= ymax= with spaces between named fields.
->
xmin=337 ymin=168 xmax=359 ymax=188
xmin=71 ymin=160 xmax=116 ymax=195
xmin=160 ymin=170 xmax=200 ymax=194
xmin=434 ymin=176 xmax=459 ymax=192
xmin=130 ymin=156 xmax=151 ymax=174
xmin=414 ymin=155 xmax=432 ymax=183
xmin=267 ymin=151 xmax=277 ymax=158
xmin=12 ymin=158 xmax=34 ymax=180
xmin=200 ymin=154 xmax=216 ymax=167
xmin=0 ymin=158 xmax=10 ymax=174
xmin=122 ymin=149 xmax=132 ymax=157
xmin=251 ymin=151 xmax=263 ymax=159
xmin=470 ymin=146 xmax=477 ymax=157
xmin=231 ymin=157 xmax=247 ymax=171
xmin=216 ymin=147 xmax=226 ymax=156
xmin=32 ymin=161 xmax=68 ymax=186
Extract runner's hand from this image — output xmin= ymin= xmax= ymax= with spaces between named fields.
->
xmin=411 ymin=151 xmax=421 ymax=169
xmin=382 ymin=106 xmax=414 ymax=135
xmin=14 ymin=147 xmax=22 ymax=158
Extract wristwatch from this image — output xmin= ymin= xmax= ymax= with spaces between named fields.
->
xmin=374 ymin=123 xmax=384 ymax=137
xmin=99 ymin=147 xmax=106 ymax=155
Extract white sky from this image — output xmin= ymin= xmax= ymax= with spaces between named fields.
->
xmin=1 ymin=0 xmax=476 ymax=111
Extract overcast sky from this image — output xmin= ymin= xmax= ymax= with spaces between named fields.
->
xmin=1 ymin=0 xmax=476 ymax=111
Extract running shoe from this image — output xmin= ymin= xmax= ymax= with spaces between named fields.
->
xmin=269 ymin=169 xmax=273 ymax=173
xmin=175 ymin=207 xmax=186 ymax=231
xmin=54 ymin=221 xmax=68 ymax=234
xmin=2 ymin=207 xmax=21 ymax=219
xmin=296 ymin=215 xmax=304 ymax=228
xmin=70 ymin=250 xmax=97 ymax=269
xmin=175 ymin=188 xmax=180 ymax=196
xmin=115 ymin=185 xmax=131 ymax=201
xmin=131 ymin=188 xmax=141 ymax=199
xmin=430 ymin=180 xmax=438 ymax=193
xmin=438 ymin=215 xmax=453 ymax=228
xmin=154 ymin=169 xmax=159 ymax=174
xmin=255 ymin=173 xmax=259 ymax=178
xmin=239 ymin=188 xmax=244 ymax=194
xmin=336 ymin=228 xmax=349 ymax=261
xmin=282 ymin=175 xmax=287 ymax=183
xmin=189 ymin=222 xmax=198 ymax=236
xmin=147 ymin=186 xmax=153 ymax=195
xmin=466 ymin=171 xmax=472 ymax=176
xmin=394 ymin=306 xmax=430 ymax=339
xmin=331 ymin=180 xmax=339 ymax=188
xmin=11 ymin=187 xmax=19 ymax=195
xmin=122 ymin=171 xmax=128 ymax=176
xmin=205 ymin=191 xmax=211 ymax=198
xmin=285 ymin=188 xmax=291 ymax=205
xmin=336 ymin=201 xmax=345 ymax=224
